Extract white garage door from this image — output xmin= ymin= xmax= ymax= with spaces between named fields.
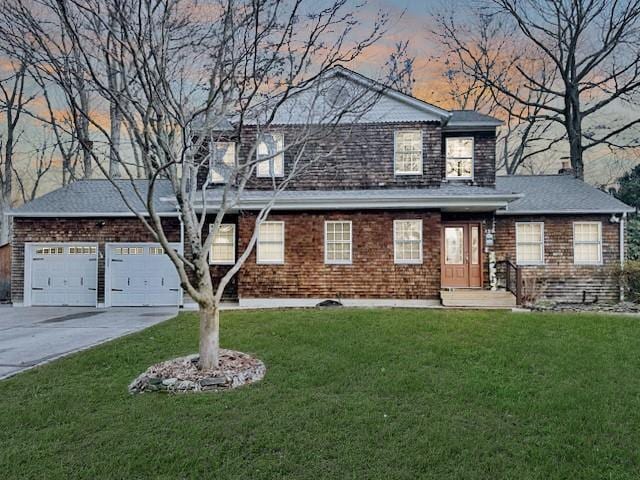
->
xmin=107 ymin=243 xmax=181 ymax=307
xmin=29 ymin=244 xmax=98 ymax=306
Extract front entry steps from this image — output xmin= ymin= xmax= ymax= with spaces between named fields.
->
xmin=440 ymin=289 xmax=517 ymax=308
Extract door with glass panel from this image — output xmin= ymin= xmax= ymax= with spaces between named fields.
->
xmin=441 ymin=223 xmax=482 ymax=288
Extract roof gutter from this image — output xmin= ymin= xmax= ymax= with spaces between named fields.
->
xmin=7 ymin=211 xmax=180 ymax=218
xmin=192 ymin=193 xmax=523 ymax=212
xmin=496 ymin=208 xmax=636 ymax=215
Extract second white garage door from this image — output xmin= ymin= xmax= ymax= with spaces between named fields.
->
xmin=106 ymin=243 xmax=182 ymax=307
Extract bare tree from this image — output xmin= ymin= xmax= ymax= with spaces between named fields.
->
xmin=385 ymin=41 xmax=415 ymax=95
xmin=12 ymin=130 xmax=55 ymax=203
xmin=0 ymin=59 xmax=33 ymax=243
xmin=2 ymin=0 xmax=388 ymax=369
xmin=434 ymin=0 xmax=640 ymax=179
xmin=434 ymin=8 xmax=561 ymax=175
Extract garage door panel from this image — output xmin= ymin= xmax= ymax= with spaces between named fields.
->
xmin=30 ymin=244 xmax=98 ymax=307
xmin=108 ymin=243 xmax=181 ymax=307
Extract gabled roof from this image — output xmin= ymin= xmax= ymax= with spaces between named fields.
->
xmin=8 ymin=179 xmax=177 ymax=217
xmin=496 ymin=175 xmax=635 ymax=215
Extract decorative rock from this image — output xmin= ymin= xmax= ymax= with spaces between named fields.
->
xmin=532 ymin=301 xmax=640 ymax=314
xmin=128 ymin=349 xmax=266 ymax=394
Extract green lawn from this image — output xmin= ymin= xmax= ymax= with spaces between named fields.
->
xmin=1 ymin=309 xmax=640 ymax=479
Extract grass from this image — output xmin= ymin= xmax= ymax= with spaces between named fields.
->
xmin=1 ymin=308 xmax=640 ymax=479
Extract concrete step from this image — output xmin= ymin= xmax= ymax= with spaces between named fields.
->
xmin=440 ymin=289 xmax=517 ymax=308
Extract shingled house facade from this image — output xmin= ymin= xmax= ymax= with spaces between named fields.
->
xmin=7 ymin=67 xmax=634 ymax=308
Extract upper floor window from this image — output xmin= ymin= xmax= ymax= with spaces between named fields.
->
xmin=210 ymin=224 xmax=236 ymax=265
xmin=516 ymin=222 xmax=544 ymax=265
xmin=394 ymin=130 xmax=422 ymax=175
xmin=573 ymin=222 xmax=602 ymax=265
xmin=394 ymin=220 xmax=422 ymax=264
xmin=210 ymin=142 xmax=235 ymax=183
xmin=257 ymin=221 xmax=285 ymax=264
xmin=257 ymin=133 xmax=284 ymax=178
xmin=325 ymin=221 xmax=352 ymax=264
xmin=446 ymin=137 xmax=474 ymax=179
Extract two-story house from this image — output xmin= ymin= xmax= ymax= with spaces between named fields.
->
xmin=7 ymin=67 xmax=634 ymax=308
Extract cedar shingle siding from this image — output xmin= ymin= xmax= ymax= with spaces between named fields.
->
xmin=495 ymin=215 xmax=621 ymax=303
xmin=199 ymin=123 xmax=496 ymax=190
xmin=237 ymin=210 xmax=442 ymax=300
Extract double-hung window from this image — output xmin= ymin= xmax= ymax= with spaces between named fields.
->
xmin=210 ymin=224 xmax=236 ymax=265
xmin=516 ymin=222 xmax=544 ymax=265
xmin=573 ymin=222 xmax=602 ymax=264
xmin=394 ymin=220 xmax=423 ymax=264
xmin=394 ymin=130 xmax=422 ymax=175
xmin=445 ymin=137 xmax=474 ymax=179
xmin=257 ymin=221 xmax=285 ymax=264
xmin=210 ymin=142 xmax=235 ymax=183
xmin=325 ymin=221 xmax=352 ymax=264
xmin=256 ymin=133 xmax=284 ymax=178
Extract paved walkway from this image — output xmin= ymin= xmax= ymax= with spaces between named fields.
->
xmin=0 ymin=306 xmax=177 ymax=379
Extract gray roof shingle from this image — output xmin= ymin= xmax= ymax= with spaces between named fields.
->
xmin=447 ymin=110 xmax=502 ymax=128
xmin=9 ymin=179 xmax=176 ymax=216
xmin=9 ymin=174 xmax=634 ymax=217
xmin=496 ymin=175 xmax=634 ymax=214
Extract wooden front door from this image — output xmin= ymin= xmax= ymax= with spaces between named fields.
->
xmin=441 ymin=223 xmax=482 ymax=288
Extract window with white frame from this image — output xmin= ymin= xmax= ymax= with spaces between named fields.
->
xmin=394 ymin=220 xmax=422 ymax=264
xmin=516 ymin=222 xmax=544 ymax=265
xmin=446 ymin=137 xmax=474 ymax=179
xmin=256 ymin=133 xmax=284 ymax=178
xmin=257 ymin=221 xmax=284 ymax=264
xmin=210 ymin=142 xmax=236 ymax=183
xmin=325 ymin=221 xmax=352 ymax=264
xmin=69 ymin=246 xmax=97 ymax=255
xmin=209 ymin=224 xmax=236 ymax=264
xmin=573 ymin=222 xmax=602 ymax=264
xmin=394 ymin=130 xmax=422 ymax=175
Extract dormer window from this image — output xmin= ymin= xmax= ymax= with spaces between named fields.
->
xmin=257 ymin=132 xmax=284 ymax=178
xmin=394 ymin=130 xmax=422 ymax=175
xmin=446 ymin=137 xmax=474 ymax=179
xmin=210 ymin=141 xmax=235 ymax=183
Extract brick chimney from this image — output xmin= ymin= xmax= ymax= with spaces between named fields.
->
xmin=558 ymin=160 xmax=574 ymax=176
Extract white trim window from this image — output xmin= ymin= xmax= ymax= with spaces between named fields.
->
xmin=256 ymin=133 xmax=284 ymax=178
xmin=210 ymin=141 xmax=236 ymax=183
xmin=445 ymin=137 xmax=474 ymax=179
xmin=394 ymin=130 xmax=422 ymax=175
xmin=325 ymin=221 xmax=352 ymax=264
xmin=210 ymin=224 xmax=236 ymax=265
xmin=394 ymin=219 xmax=423 ymax=264
xmin=516 ymin=222 xmax=544 ymax=265
xmin=257 ymin=221 xmax=285 ymax=264
xmin=573 ymin=222 xmax=602 ymax=265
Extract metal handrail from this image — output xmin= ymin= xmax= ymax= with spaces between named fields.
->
xmin=497 ymin=259 xmax=522 ymax=305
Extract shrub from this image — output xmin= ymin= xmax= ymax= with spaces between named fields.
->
xmin=615 ymin=261 xmax=640 ymax=303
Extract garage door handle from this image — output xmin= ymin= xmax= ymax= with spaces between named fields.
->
xmin=112 ymin=259 xmax=123 ymax=263
xmin=127 ymin=278 xmax=130 ymax=286
xmin=161 ymin=278 xmax=164 ymax=286
xmin=47 ymin=277 xmax=51 ymax=287
xmin=112 ymin=288 xmax=123 ymax=292
xmin=80 ymin=277 xmax=83 ymax=286
xmin=169 ymin=288 xmax=179 ymax=292
xmin=88 ymin=288 xmax=96 ymax=291
xmin=32 ymin=287 xmax=43 ymax=291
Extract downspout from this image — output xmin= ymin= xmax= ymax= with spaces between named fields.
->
xmin=620 ymin=212 xmax=626 ymax=302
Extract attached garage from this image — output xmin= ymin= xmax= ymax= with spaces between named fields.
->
xmin=26 ymin=243 xmax=98 ymax=306
xmin=105 ymin=243 xmax=182 ymax=307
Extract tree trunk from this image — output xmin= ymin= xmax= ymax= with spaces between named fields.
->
xmin=199 ymin=303 xmax=220 ymax=369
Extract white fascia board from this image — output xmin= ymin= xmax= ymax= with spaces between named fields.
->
xmin=496 ymin=208 xmax=636 ymax=215
xmin=195 ymin=194 xmax=522 ymax=212
xmin=7 ymin=211 xmax=180 ymax=218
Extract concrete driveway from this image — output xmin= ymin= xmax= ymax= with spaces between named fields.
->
xmin=0 ymin=306 xmax=178 ymax=380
